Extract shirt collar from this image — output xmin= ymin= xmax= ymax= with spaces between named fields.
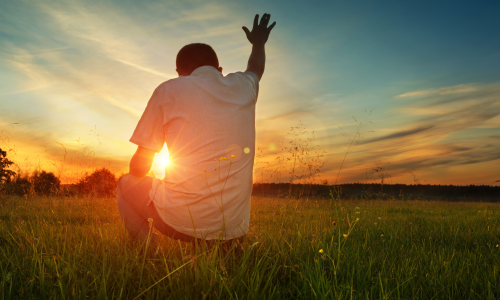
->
xmin=190 ymin=66 xmax=222 ymax=78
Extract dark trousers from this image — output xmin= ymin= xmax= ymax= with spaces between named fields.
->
xmin=116 ymin=174 xmax=244 ymax=248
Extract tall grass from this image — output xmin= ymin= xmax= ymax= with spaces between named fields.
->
xmin=1 ymin=194 xmax=499 ymax=299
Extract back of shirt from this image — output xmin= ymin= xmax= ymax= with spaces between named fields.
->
xmin=130 ymin=66 xmax=259 ymax=240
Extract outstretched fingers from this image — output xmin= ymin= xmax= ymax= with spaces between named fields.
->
xmin=258 ymin=14 xmax=275 ymax=31
xmin=244 ymin=13 xmax=276 ymax=44
xmin=268 ymin=21 xmax=276 ymax=32
xmin=242 ymin=26 xmax=251 ymax=38
xmin=259 ymin=13 xmax=269 ymax=27
xmin=264 ymin=14 xmax=271 ymax=27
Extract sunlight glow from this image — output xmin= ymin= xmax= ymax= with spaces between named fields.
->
xmin=152 ymin=144 xmax=170 ymax=178
xmin=160 ymin=157 xmax=170 ymax=168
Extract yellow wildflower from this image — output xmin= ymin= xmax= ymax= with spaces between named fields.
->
xmin=319 ymin=249 xmax=324 ymax=253
xmin=356 ymin=218 xmax=359 ymax=221
xmin=203 ymin=169 xmax=207 ymax=172
xmin=343 ymin=234 xmax=348 ymax=238
xmin=231 ymin=155 xmax=235 ymax=158
xmin=223 ymin=157 xmax=227 ymax=160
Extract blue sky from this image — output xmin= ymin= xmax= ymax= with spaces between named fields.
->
xmin=1 ymin=0 xmax=499 ymax=185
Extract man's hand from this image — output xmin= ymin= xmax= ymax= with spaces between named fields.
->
xmin=244 ymin=13 xmax=276 ymax=81
xmin=242 ymin=14 xmax=276 ymax=46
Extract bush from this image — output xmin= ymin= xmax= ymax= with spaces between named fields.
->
xmin=32 ymin=170 xmax=61 ymax=196
xmin=1 ymin=170 xmax=60 ymax=197
xmin=1 ymin=174 xmax=31 ymax=197
xmin=59 ymin=184 xmax=80 ymax=197
xmin=77 ymin=168 xmax=117 ymax=197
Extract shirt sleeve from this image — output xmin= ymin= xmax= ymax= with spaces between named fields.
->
xmin=129 ymin=87 xmax=165 ymax=152
xmin=241 ymin=71 xmax=259 ymax=102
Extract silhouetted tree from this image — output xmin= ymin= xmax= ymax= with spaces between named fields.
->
xmin=0 ymin=148 xmax=16 ymax=183
xmin=32 ymin=170 xmax=60 ymax=196
xmin=5 ymin=175 xmax=31 ymax=196
xmin=77 ymin=168 xmax=116 ymax=197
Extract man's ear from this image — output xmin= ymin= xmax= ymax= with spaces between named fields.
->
xmin=217 ymin=66 xmax=223 ymax=74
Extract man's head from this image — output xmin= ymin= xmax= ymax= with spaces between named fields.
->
xmin=176 ymin=43 xmax=222 ymax=76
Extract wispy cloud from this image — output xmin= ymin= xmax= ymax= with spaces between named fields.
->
xmin=253 ymin=82 xmax=500 ymax=185
xmin=338 ymin=84 xmax=499 ymax=183
xmin=396 ymin=84 xmax=478 ymax=98
xmin=359 ymin=126 xmax=434 ymax=145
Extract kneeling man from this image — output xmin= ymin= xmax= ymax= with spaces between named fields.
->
xmin=116 ymin=14 xmax=276 ymax=246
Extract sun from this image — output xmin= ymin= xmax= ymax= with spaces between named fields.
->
xmin=156 ymin=144 xmax=170 ymax=169
xmin=159 ymin=156 xmax=170 ymax=168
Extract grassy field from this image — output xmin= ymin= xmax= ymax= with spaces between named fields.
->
xmin=0 ymin=193 xmax=499 ymax=299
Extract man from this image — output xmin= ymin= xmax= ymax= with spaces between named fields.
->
xmin=116 ymin=14 xmax=276 ymax=247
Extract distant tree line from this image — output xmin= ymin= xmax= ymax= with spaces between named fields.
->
xmin=2 ymin=146 xmax=498 ymax=201
xmin=251 ymin=183 xmax=500 ymax=202
xmin=0 ymin=148 xmax=117 ymax=198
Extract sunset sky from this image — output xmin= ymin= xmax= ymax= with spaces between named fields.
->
xmin=1 ymin=0 xmax=499 ymax=185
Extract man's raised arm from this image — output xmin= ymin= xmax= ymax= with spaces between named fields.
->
xmin=242 ymin=13 xmax=276 ymax=81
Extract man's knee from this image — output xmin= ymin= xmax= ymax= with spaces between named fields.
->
xmin=117 ymin=173 xmax=134 ymax=188
xmin=116 ymin=173 xmax=133 ymax=207
xmin=116 ymin=173 xmax=137 ymax=198
xmin=116 ymin=174 xmax=154 ymax=216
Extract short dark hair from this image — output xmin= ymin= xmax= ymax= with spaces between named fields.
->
xmin=176 ymin=43 xmax=219 ymax=75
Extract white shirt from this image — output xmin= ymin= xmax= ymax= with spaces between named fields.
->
xmin=130 ymin=66 xmax=259 ymax=240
